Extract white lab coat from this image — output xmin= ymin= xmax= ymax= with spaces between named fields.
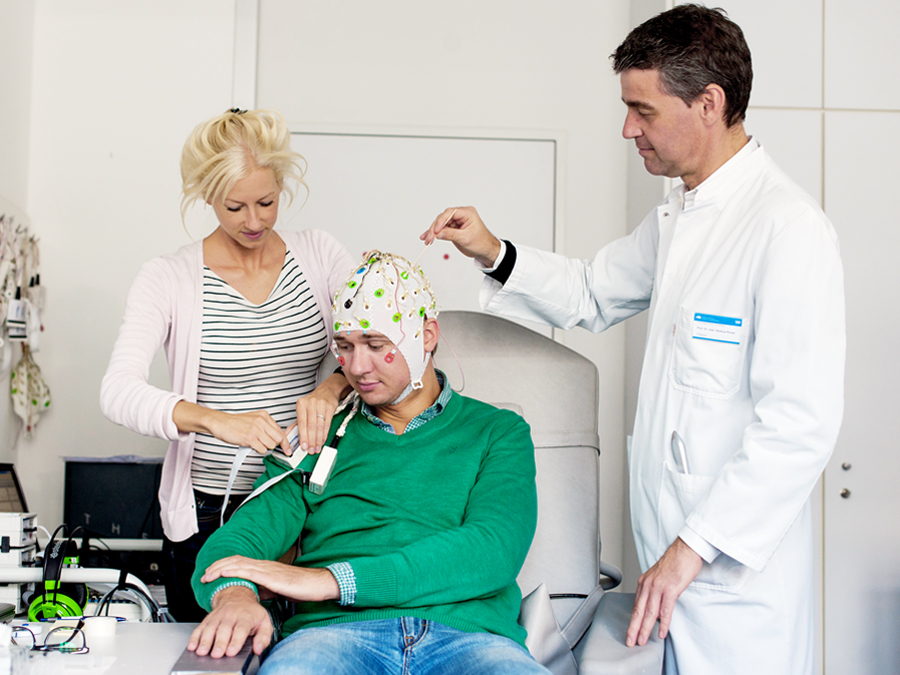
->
xmin=482 ymin=140 xmax=845 ymax=675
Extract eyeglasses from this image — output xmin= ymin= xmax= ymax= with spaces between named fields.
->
xmin=11 ymin=621 xmax=89 ymax=655
xmin=11 ymin=626 xmax=37 ymax=649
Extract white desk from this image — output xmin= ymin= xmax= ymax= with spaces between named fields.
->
xmin=0 ymin=567 xmax=259 ymax=673
xmin=57 ymin=623 xmax=259 ymax=675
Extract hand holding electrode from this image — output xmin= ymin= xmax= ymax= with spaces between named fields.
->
xmin=173 ymin=401 xmax=289 ymax=455
xmin=420 ymin=206 xmax=503 ymax=268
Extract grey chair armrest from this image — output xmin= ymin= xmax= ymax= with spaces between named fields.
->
xmin=574 ymin=592 xmax=664 ymax=675
xmin=598 ymin=561 xmax=623 ymax=590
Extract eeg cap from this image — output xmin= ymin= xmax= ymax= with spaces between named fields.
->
xmin=332 ymin=251 xmax=439 ymax=391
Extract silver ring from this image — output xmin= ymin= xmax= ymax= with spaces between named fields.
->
xmin=316 ymin=414 xmax=326 ymax=420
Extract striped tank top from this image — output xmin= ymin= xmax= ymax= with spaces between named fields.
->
xmin=190 ymin=249 xmax=329 ymax=494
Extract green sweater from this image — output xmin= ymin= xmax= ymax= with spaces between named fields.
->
xmin=192 ymin=391 xmax=537 ymax=647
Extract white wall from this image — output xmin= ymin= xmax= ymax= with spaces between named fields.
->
xmin=0 ymin=1 xmax=35 ymax=463
xmin=22 ymin=0 xmax=236 ymax=530
xmin=0 ymin=1 xmax=34 ymax=210
xmin=256 ymin=0 xmax=634 ymax=574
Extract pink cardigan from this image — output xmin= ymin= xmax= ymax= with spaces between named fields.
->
xmin=100 ymin=229 xmax=355 ymax=541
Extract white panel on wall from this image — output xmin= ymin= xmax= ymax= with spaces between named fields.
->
xmin=823 ymin=110 xmax=900 ymax=675
xmin=279 ymin=131 xmax=556 ymax=327
xmin=744 ymin=108 xmax=822 ymax=202
xmin=825 ymin=1 xmax=900 ymax=110
xmin=679 ymin=0 xmax=822 ymax=109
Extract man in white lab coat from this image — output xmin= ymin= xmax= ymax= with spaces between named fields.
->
xmin=421 ymin=5 xmax=845 ymax=674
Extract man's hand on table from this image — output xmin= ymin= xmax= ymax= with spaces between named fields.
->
xmin=187 ymin=585 xmax=272 ymax=658
xmin=188 ymin=556 xmax=342 ymax=658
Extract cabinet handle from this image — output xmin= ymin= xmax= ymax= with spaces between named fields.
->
xmin=840 ymin=488 xmax=851 ymax=499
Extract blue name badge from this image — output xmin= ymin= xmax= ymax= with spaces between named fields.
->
xmin=691 ymin=313 xmax=742 ymax=345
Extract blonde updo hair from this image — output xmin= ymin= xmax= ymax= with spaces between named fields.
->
xmin=180 ymin=108 xmax=306 ymax=220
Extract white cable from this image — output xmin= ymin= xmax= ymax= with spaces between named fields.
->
xmin=36 ymin=525 xmax=52 ymax=544
xmin=436 ymin=332 xmax=466 ymax=393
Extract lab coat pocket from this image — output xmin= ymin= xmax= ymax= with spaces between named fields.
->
xmin=670 ymin=307 xmax=748 ymax=399
xmin=658 ymin=462 xmax=751 ymax=592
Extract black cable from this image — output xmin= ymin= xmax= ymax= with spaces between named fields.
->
xmin=56 ymin=525 xmax=83 ymax=611
xmin=136 ymin=463 xmax=162 ymax=538
xmin=97 ymin=580 xmax=166 ymax=623
xmin=43 ymin=524 xmax=68 ymax=611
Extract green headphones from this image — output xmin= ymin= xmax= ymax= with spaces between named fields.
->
xmin=28 ymin=525 xmax=87 ymax=621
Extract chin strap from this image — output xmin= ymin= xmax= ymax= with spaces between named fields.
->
xmin=390 ymin=380 xmax=419 ymax=405
xmin=390 ymin=353 xmax=432 ymax=405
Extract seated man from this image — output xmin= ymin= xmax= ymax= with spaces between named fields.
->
xmin=188 ymin=251 xmax=550 ymax=675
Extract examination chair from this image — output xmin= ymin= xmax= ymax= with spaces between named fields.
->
xmin=436 ymin=310 xmax=664 ymax=675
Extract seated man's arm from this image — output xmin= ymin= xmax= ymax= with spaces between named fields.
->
xmin=188 ymin=565 xmax=343 ymax=658
xmin=199 ymin=555 xmax=339 ymax=604
xmin=189 ymin=458 xmax=312 ymax=657
xmin=348 ymin=411 xmax=537 ymax=607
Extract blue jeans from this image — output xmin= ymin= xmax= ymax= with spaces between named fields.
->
xmin=260 ymin=618 xmax=550 ymax=675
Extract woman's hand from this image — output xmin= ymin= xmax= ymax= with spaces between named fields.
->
xmin=173 ymin=401 xmax=288 ymax=454
xmin=294 ymin=372 xmax=351 ymax=454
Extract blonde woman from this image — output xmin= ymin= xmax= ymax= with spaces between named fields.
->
xmin=101 ymin=109 xmax=353 ymax=621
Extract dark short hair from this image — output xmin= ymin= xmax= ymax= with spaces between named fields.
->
xmin=610 ymin=4 xmax=752 ymax=127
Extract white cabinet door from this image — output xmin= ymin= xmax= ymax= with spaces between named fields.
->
xmin=823 ymin=110 xmax=900 ymax=674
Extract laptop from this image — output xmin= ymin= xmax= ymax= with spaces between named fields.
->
xmin=170 ymin=641 xmax=255 ymax=675
xmin=0 ymin=464 xmax=28 ymax=512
